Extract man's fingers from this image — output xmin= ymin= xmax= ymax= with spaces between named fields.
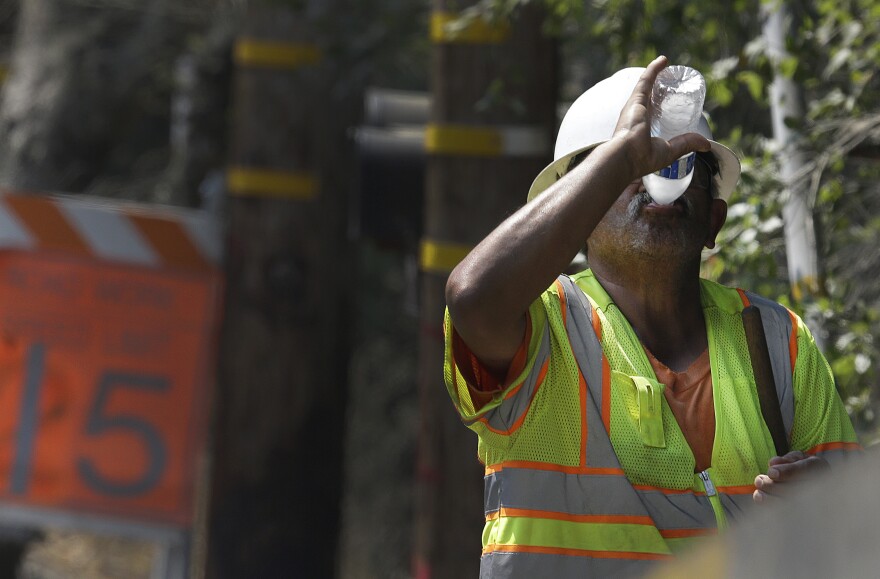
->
xmin=754 ymin=473 xmax=775 ymax=491
xmin=638 ymin=56 xmax=667 ymax=88
xmin=766 ymin=452 xmax=807 ymax=480
xmin=753 ymin=473 xmax=785 ymax=503
xmin=766 ymin=455 xmax=829 ymax=482
xmin=752 ymin=474 xmax=780 ymax=504
xmin=755 ymin=453 xmax=830 ymax=505
xmin=633 ymin=56 xmax=669 ymax=108
xmin=666 ymin=132 xmax=711 ymax=159
xmin=769 ymin=451 xmax=807 ymax=466
xmin=753 ymin=488 xmax=780 ymax=503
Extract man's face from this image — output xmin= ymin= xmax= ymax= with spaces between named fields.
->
xmin=586 ymin=160 xmax=726 ymax=267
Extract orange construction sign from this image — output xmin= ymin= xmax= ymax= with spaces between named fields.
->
xmin=0 ymin=191 xmax=222 ymax=529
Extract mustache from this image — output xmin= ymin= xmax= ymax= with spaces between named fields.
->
xmin=627 ymin=189 xmax=694 ymax=218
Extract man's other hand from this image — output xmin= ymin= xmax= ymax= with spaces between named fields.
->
xmin=753 ymin=450 xmax=830 ymax=503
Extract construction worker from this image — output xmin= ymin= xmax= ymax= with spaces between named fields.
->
xmin=443 ymin=56 xmax=860 ymax=576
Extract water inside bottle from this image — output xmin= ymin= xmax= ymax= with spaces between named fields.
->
xmin=652 ymin=89 xmax=704 ymax=136
xmin=645 ymin=65 xmax=705 ymax=205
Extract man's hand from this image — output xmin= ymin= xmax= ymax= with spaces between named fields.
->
xmin=753 ymin=451 xmax=830 ymax=503
xmin=611 ymin=55 xmax=711 ymax=183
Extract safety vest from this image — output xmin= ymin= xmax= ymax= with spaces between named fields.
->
xmin=444 ymin=269 xmax=859 ymax=578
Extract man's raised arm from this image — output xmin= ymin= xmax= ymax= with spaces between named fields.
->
xmin=444 ymin=56 xmax=711 ymax=374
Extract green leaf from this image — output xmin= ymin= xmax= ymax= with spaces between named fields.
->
xmin=779 ymin=56 xmax=799 ymax=78
xmin=737 ymin=71 xmax=765 ymax=101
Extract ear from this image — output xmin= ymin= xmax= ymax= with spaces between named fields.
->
xmin=704 ymin=199 xmax=727 ymax=249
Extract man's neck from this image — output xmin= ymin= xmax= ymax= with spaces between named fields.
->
xmin=591 ymin=260 xmax=707 ymax=372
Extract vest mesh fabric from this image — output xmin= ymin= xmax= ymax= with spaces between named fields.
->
xmin=703 ymin=302 xmax=776 ymax=484
xmin=500 ymin=287 xmax=582 ymax=466
xmin=445 ymin=285 xmax=585 ymax=467
xmin=600 ymin=302 xmax=698 ymax=488
xmin=790 ymin=321 xmax=855 ymax=450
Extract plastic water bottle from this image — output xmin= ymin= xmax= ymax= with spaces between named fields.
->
xmin=642 ymin=66 xmax=706 ymax=205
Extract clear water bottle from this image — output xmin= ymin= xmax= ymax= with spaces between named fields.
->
xmin=642 ymin=65 xmax=706 ymax=205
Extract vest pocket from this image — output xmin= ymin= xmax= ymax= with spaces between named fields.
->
xmin=613 ymin=371 xmax=667 ymax=448
xmin=632 ymin=375 xmax=667 ymax=448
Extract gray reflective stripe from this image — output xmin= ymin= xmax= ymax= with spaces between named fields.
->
xmin=485 ymin=470 xmax=502 ymax=516
xmin=719 ymin=492 xmax=755 ymax=523
xmin=812 ymin=446 xmax=860 ymax=465
xmin=480 ymin=551 xmax=659 ymax=579
xmin=486 ymin=469 xmax=645 ymax=516
xmin=641 ymin=489 xmax=753 ymax=530
xmin=743 ymin=291 xmax=795 ymax=439
xmin=636 ymin=489 xmax=716 ymax=529
xmin=557 ymin=276 xmax=603 ymax=403
xmin=477 ymin=326 xmax=552 ymax=432
xmin=485 ymin=467 xmax=720 ymax=532
xmin=557 ymin=275 xmax=619 ymax=470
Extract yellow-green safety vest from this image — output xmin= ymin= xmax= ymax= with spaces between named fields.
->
xmin=444 ymin=269 xmax=859 ymax=577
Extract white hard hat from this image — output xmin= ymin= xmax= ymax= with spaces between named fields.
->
xmin=527 ymin=67 xmax=741 ymax=203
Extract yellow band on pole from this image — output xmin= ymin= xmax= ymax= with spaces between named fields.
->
xmin=420 ymin=240 xmax=472 ymax=273
xmin=425 ymin=123 xmax=503 ymax=157
xmin=227 ymin=167 xmax=317 ymax=200
xmin=431 ymin=11 xmax=510 ymax=44
xmin=234 ymin=39 xmax=322 ymax=70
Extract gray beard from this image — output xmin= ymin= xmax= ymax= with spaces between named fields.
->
xmin=627 ymin=190 xmax=694 ymax=220
xmin=590 ymin=192 xmax=704 ymax=270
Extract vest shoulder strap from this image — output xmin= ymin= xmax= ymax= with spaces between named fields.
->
xmin=738 ymin=290 xmax=796 ymax=440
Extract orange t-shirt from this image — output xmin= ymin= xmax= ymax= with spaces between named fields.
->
xmin=644 ymin=347 xmax=715 ymax=472
xmin=450 ymin=318 xmax=532 ymax=412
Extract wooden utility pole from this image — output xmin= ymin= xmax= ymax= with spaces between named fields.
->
xmin=206 ymin=5 xmax=349 ymax=578
xmin=415 ymin=2 xmax=557 ymax=576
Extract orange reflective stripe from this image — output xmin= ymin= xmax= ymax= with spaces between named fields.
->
xmin=591 ymin=300 xmax=602 ymax=338
xmin=483 ymin=543 xmax=673 ymax=561
xmin=450 ymin=346 xmax=465 ymax=411
xmin=715 ymin=484 xmax=757 ymax=495
xmin=476 ymin=417 xmax=509 ymax=436
xmin=633 ymin=484 xmax=703 ymax=495
xmin=637 ymin=483 xmax=759 ymax=496
xmin=555 ymin=278 xmax=567 ymax=326
xmin=501 ymin=380 xmax=524 ymax=402
xmin=787 ymin=309 xmax=798 ymax=372
xmin=636 ymin=483 xmax=756 ymax=496
xmin=499 ymin=318 xmax=534 ymax=401
xmin=476 ymin=357 xmax=549 ymax=435
xmin=807 ymin=441 xmax=861 ymax=454
xmin=584 ymin=290 xmax=611 ymax=434
xmin=601 ymin=354 xmax=611 ymax=433
xmin=497 ymin=507 xmax=654 ymax=526
xmin=660 ymin=528 xmax=717 ymax=539
xmin=486 ymin=461 xmax=625 ymax=476
xmin=737 ymin=288 xmax=751 ymax=307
